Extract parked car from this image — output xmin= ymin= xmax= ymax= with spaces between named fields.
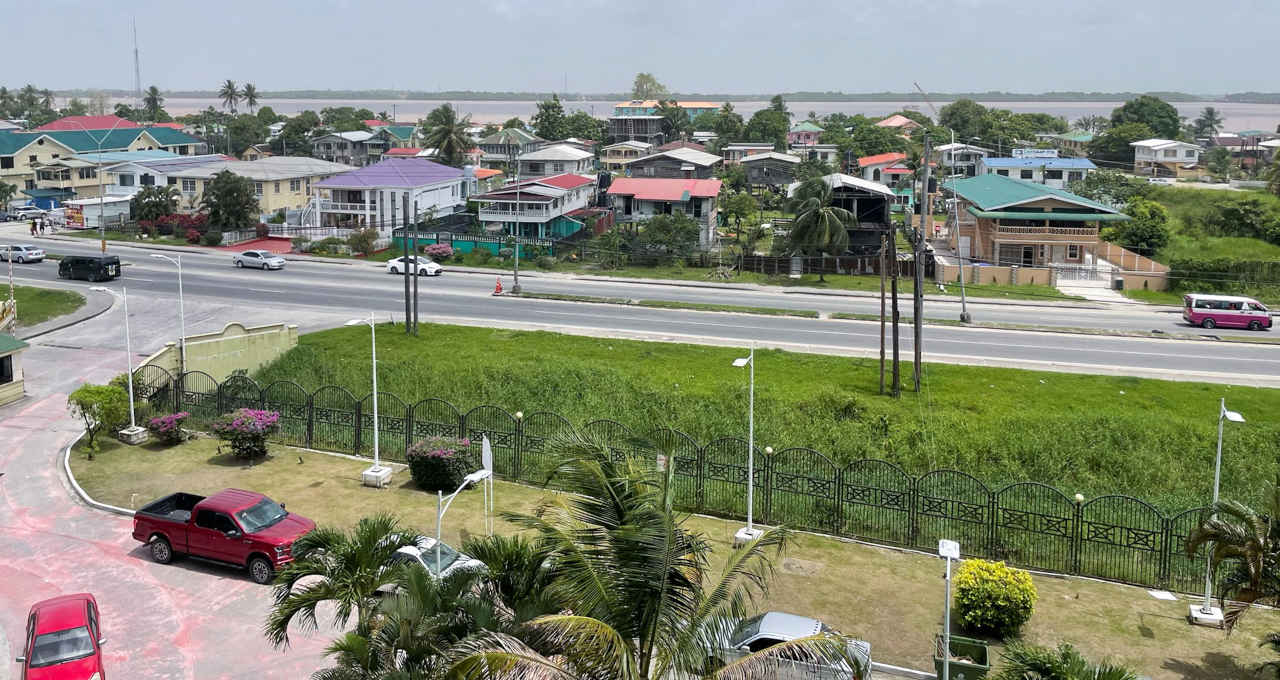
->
xmin=232 ymin=250 xmax=286 ymax=270
xmin=131 ymin=489 xmax=316 ymax=584
xmin=375 ymin=536 xmax=484 ymax=596
xmin=1 ymin=245 xmax=45 ymax=263
xmin=57 ymin=255 xmax=120 ymax=282
xmin=1146 ymin=177 xmax=1176 ymax=185
xmin=15 ymin=593 xmax=107 ymax=680
xmin=386 ymin=256 xmax=443 ymax=276
xmin=11 ymin=206 xmax=47 ymax=220
xmin=1183 ymin=293 xmax=1272 ymax=331
xmin=0 ymin=210 xmax=13 ymax=222
xmin=717 ymin=612 xmax=871 ymax=680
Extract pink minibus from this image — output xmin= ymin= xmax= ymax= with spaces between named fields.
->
xmin=1183 ymin=294 xmax=1272 ymax=331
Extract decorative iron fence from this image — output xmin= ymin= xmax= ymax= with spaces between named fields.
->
xmin=132 ymin=365 xmax=1220 ymax=594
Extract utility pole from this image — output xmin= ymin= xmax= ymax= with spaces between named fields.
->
xmin=407 ymin=194 xmax=418 ymax=335
xmin=879 ymin=233 xmax=886 ymax=395
xmin=890 ymin=222 xmax=901 ymax=398
xmin=913 ymin=132 xmax=931 ymax=392
xmin=401 ymin=194 xmax=411 ymax=333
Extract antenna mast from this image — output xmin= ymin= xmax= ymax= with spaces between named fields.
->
xmin=132 ymin=19 xmax=143 ymax=111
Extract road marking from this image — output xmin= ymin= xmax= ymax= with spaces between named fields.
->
xmin=247 ymin=288 xmax=288 ymax=294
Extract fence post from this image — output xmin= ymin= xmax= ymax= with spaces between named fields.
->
xmin=908 ymin=476 xmax=920 ymax=546
xmin=695 ymin=442 xmax=706 ymax=513
xmin=173 ymin=370 xmax=183 ymax=414
xmin=354 ymin=397 xmax=363 ymax=455
xmin=760 ymin=448 xmax=773 ymax=526
xmin=514 ymin=415 xmax=523 ymax=481
xmin=1158 ymin=516 xmax=1173 ymax=589
xmin=1070 ymin=499 xmax=1083 ymax=575
xmin=833 ymin=467 xmax=846 ymax=537
xmin=305 ymin=394 xmax=314 ymax=450
xmin=405 ymin=400 xmax=415 ymax=460
xmin=986 ymin=493 xmax=998 ymax=556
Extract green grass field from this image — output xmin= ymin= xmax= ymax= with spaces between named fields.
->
xmin=252 ymin=323 xmax=1279 ymax=511
xmin=13 ymin=285 xmax=85 ymax=326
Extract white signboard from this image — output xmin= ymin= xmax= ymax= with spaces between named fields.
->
xmin=1011 ymin=148 xmax=1059 ymax=159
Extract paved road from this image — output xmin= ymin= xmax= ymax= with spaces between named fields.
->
xmin=5 ymin=234 xmax=1278 ymax=386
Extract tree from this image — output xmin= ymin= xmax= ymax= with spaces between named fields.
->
xmin=1185 ymin=480 xmax=1280 ymax=631
xmin=256 ymin=106 xmax=282 ymax=125
xmin=1194 ymin=106 xmax=1224 ymax=137
xmin=1087 ymin=122 xmax=1154 ymax=164
xmin=61 ymin=98 xmax=89 ymax=117
xmin=219 ymin=79 xmax=240 ymax=113
xmin=993 ymin=641 xmax=1137 ymax=680
xmin=786 ymin=178 xmax=854 ymax=281
xmin=421 ymin=104 xmax=473 ymax=167
xmin=1067 ymin=169 xmax=1150 ymax=206
xmin=1204 ymin=146 xmax=1233 ymax=178
xmin=1103 ymin=198 xmax=1170 ymax=255
xmin=1015 ymin=112 xmax=1068 ymax=134
xmin=690 ymin=111 xmax=718 ymax=132
xmin=320 ymin=106 xmax=374 ymax=133
xmin=743 ymin=109 xmax=789 ymax=151
xmin=200 ymin=170 xmax=260 ymax=229
xmin=655 ymin=99 xmax=690 ymax=141
xmin=142 ymin=85 xmax=164 ymax=122
xmin=637 ymin=212 xmax=701 ymax=260
xmin=562 ymin=111 xmax=606 ymax=141
xmin=768 ymin=94 xmax=790 ymax=117
xmin=531 ymin=95 xmax=567 ymax=141
xmin=1267 ymin=158 xmax=1280 ymax=197
xmin=241 ymin=83 xmax=259 ymax=114
xmin=1110 ymin=95 xmax=1180 ymax=139
xmin=131 ymin=185 xmax=179 ymax=222
xmin=501 ymin=117 xmax=526 ymax=131
xmin=271 ymin=110 xmax=320 ymax=156
xmin=1073 ymin=115 xmax=1109 ymax=134
xmin=722 ymin=191 xmax=758 ymax=231
xmin=717 ymin=163 xmax=746 ymax=193
xmin=481 ymin=123 xmax=500 ymax=137
xmin=227 ymin=113 xmax=268 ymax=156
xmin=938 ymin=98 xmax=988 ymax=140
xmin=795 ymin=157 xmax=833 ymax=182
xmin=450 ymin=433 xmax=860 ymax=680
xmin=67 ymin=384 xmax=129 ymax=455
xmin=630 ymin=72 xmax=667 ymax=100
xmin=712 ymin=102 xmax=744 ymax=145
xmin=265 ymin=514 xmax=422 ymax=648
xmin=0 ymin=182 xmax=17 ymax=207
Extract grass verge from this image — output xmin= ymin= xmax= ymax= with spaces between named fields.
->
xmin=64 ymin=229 xmax=192 ymax=247
xmin=516 ymin=291 xmax=820 ymax=318
xmin=13 ymin=285 xmax=85 ymax=326
xmin=71 ymin=436 xmax=1280 ymax=679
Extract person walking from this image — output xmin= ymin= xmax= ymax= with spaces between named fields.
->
xmin=30 ymin=219 xmax=37 ymax=237
xmin=38 ymin=217 xmax=46 ymax=235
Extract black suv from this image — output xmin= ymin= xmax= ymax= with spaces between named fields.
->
xmin=58 ymin=255 xmax=121 ymax=282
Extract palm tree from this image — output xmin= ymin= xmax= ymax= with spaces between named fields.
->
xmin=219 ymin=79 xmax=240 ymax=113
xmin=265 ymin=514 xmax=424 ymax=649
xmin=1185 ymin=477 xmax=1280 ymax=631
xmin=450 ymin=432 xmax=862 ymax=680
xmin=784 ymin=177 xmax=854 ymax=282
xmin=242 ymin=83 xmax=259 ymax=114
xmin=993 ymin=641 xmax=1137 ymax=680
xmin=143 ymin=86 xmax=164 ymax=122
xmin=1195 ymin=106 xmax=1225 ymax=137
xmin=1266 ymin=159 xmax=1280 ymax=198
xmin=0 ymin=181 xmax=16 ymax=207
xmin=39 ymin=89 xmax=54 ymax=110
xmin=422 ymin=104 xmax=473 ymax=168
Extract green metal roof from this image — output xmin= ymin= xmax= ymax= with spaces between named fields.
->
xmin=383 ymin=125 xmax=416 ymax=141
xmin=1055 ymin=132 xmax=1094 ymax=143
xmin=791 ymin=120 xmax=823 ymax=133
xmin=0 ymin=127 xmax=199 ymax=156
xmin=943 ymin=173 xmax=1118 ymax=213
xmin=0 ymin=333 xmax=29 ymax=354
xmin=0 ymin=130 xmax=38 ymax=155
xmin=966 ymin=206 xmax=1130 ymax=222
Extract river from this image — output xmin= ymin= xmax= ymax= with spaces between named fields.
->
xmin=149 ymin=97 xmax=1280 ymax=133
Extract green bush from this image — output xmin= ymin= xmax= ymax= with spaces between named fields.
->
xmin=498 ymin=247 xmax=514 ymax=260
xmin=202 ymin=230 xmax=224 ymax=246
xmin=312 ymin=236 xmax=345 ymax=254
xmin=347 ymin=228 xmax=379 ymax=256
xmin=535 ymin=255 xmax=556 ymax=270
xmin=67 ymin=384 xmax=130 ymax=455
xmin=406 ymin=436 xmax=481 ymax=492
xmin=953 ymin=559 xmax=1038 ymax=637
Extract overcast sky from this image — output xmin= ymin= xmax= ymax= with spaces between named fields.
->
xmin=5 ymin=0 xmax=1278 ymax=93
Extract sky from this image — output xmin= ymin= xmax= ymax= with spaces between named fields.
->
xmin=4 ymin=0 xmax=1279 ymax=94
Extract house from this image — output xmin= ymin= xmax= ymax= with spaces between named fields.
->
xmin=101 ymin=154 xmax=229 ymax=202
xmin=933 ymin=142 xmax=989 ymax=177
xmin=855 ymin=152 xmax=908 ymax=183
xmin=943 ymin=173 xmax=1129 ymax=270
xmin=313 ymin=157 xmax=468 ymax=232
xmin=740 ymin=152 xmax=800 ymax=188
xmin=0 ymin=333 xmax=28 ymax=408
xmin=608 ymin=116 xmax=665 ymax=146
xmin=1042 ymin=132 xmax=1093 ymax=156
xmin=626 ymin=147 xmax=722 ymax=179
xmin=477 ymin=128 xmax=544 ymax=167
xmin=473 ymin=167 xmax=505 ymax=193
xmin=788 ymin=120 xmax=824 ymax=146
xmin=691 ymin=131 xmax=717 ymax=145
xmin=601 ymin=140 xmax=652 ymax=172
xmin=30 ymin=150 xmax=184 ymax=202
xmin=517 ymin=144 xmax=594 ymax=178
xmin=874 ymin=114 xmax=922 ymax=133
xmin=721 ymin=143 xmax=775 ymax=164
xmin=556 ymin=137 xmax=599 ymax=153
xmin=240 ymin=144 xmax=272 ymax=161
xmin=788 ymin=143 xmax=839 ymax=166
xmin=656 ymin=140 xmax=707 ymax=153
xmin=607 ymin=177 xmax=723 ymax=248
xmin=363 ymin=125 xmax=422 ymax=164
xmin=35 ymin=114 xmax=140 ymax=132
xmin=311 ymin=130 xmax=375 ymax=166
xmin=168 ymin=156 xmax=356 ymax=218
xmin=613 ymin=100 xmax=718 ymax=120
xmin=1130 ymin=138 xmax=1202 ymax=178
xmin=471 ymin=173 xmax=597 ymax=240
xmin=384 ymin=147 xmax=423 ymax=158
xmin=786 ymin=174 xmax=895 ymax=255
xmin=977 ymin=157 xmax=1097 ymax=189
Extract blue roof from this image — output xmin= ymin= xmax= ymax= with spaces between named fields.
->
xmin=73 ymin=150 xmax=180 ymax=164
xmin=982 ymin=157 xmax=1097 ymax=169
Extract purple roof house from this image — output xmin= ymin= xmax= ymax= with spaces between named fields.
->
xmin=313 ymin=157 xmax=469 ymax=231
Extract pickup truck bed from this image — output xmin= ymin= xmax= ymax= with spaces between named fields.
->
xmin=136 ymin=492 xmax=204 ymax=524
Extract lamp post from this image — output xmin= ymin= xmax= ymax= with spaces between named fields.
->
xmin=1191 ymin=398 xmax=1245 ymax=627
xmin=732 ymin=344 xmax=769 ymax=546
xmin=938 ymin=539 xmax=961 ymax=680
xmin=346 ymin=314 xmax=391 ymax=488
xmin=149 ymin=254 xmax=186 ymax=372
xmin=68 ymin=118 xmax=132 ymax=252
xmin=436 ymin=468 xmax=493 ymax=574
xmin=89 ymin=285 xmax=142 ymax=442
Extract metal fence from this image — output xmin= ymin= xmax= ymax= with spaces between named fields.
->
xmin=132 ymin=365 xmax=1220 ymax=594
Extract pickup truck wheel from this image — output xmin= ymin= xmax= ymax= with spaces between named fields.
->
xmin=248 ymin=556 xmax=275 ymax=585
xmin=150 ymin=537 xmax=174 ymax=564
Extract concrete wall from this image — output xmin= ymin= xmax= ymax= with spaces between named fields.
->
xmin=1115 ymin=272 xmax=1169 ymax=292
xmin=935 ymin=262 xmax=1053 ymax=286
xmin=138 ymin=321 xmax=298 ymax=382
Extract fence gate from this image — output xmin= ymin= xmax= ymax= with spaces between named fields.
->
xmin=309 ymin=386 xmax=359 ymax=453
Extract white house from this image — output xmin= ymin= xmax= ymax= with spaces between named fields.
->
xmin=101 ymin=154 xmax=228 ymax=198
xmin=312 ymin=157 xmax=468 ymax=232
xmin=600 ymin=140 xmax=652 ymax=171
xmin=788 ymin=143 xmax=839 ymax=166
xmin=721 ymin=143 xmax=775 ymax=164
xmin=976 ymin=157 xmax=1097 ymax=189
xmin=517 ymin=144 xmax=595 ymax=178
xmin=933 ymin=142 xmax=990 ymax=177
xmin=471 ymin=173 xmax=597 ymax=240
xmin=1130 ymin=138 xmax=1202 ymax=178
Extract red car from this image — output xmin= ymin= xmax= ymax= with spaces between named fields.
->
xmin=15 ymin=593 xmax=106 ymax=680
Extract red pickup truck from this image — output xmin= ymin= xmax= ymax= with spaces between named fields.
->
xmin=131 ymin=489 xmax=315 ymax=584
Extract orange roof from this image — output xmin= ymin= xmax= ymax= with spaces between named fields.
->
xmin=857 ymin=152 xmax=907 ymax=167
xmin=474 ymin=168 xmax=503 ymax=179
xmin=385 ymin=147 xmax=422 ymax=156
xmin=147 ymin=122 xmax=184 ymax=129
xmin=874 ymin=114 xmax=921 ymax=129
xmin=364 ymin=119 xmax=390 ymax=126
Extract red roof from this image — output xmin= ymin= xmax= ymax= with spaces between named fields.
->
xmin=857 ymin=152 xmax=907 ymax=167
xmin=656 ymin=140 xmax=707 ymax=153
xmin=364 ymin=119 xmax=389 ymax=126
xmin=36 ymin=114 xmax=140 ymax=131
xmin=607 ymin=177 xmax=722 ymax=201
xmin=511 ymin=173 xmax=594 ymax=190
xmin=385 ymin=147 xmax=421 ymax=156
xmin=147 ymin=122 xmax=185 ymax=130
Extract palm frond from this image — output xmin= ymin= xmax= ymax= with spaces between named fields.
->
xmin=450 ymin=632 xmax=581 ymax=680
xmin=714 ymin=633 xmax=863 ymax=680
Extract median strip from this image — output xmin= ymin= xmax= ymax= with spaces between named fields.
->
xmin=516 ymin=292 xmax=819 ymax=318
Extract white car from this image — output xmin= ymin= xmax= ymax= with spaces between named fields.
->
xmin=0 ymin=245 xmax=45 ymax=263
xmin=232 ymin=250 xmax=286 ymax=270
xmin=11 ymin=206 xmax=47 ymax=220
xmin=386 ymin=256 xmax=443 ymax=276
xmin=719 ymin=612 xmax=871 ymax=680
xmin=376 ymin=537 xmax=484 ymax=596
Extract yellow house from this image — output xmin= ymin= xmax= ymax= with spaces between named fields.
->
xmin=167 ymin=156 xmax=356 ymax=216
xmin=0 ymin=127 xmax=202 ymax=200
xmin=0 ymin=333 xmax=29 ymax=407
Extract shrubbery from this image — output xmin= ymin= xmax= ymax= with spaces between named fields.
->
xmin=185 ymin=228 xmax=202 ymax=244
xmin=202 ymin=230 xmax=224 ymax=246
xmin=211 ymin=408 xmax=280 ymax=459
xmin=406 ymin=436 xmax=480 ymax=492
xmin=255 ymin=222 xmax=270 ymax=238
xmin=347 ymin=228 xmax=379 ymax=256
xmin=953 ymin=559 xmax=1038 ymax=637
xmin=424 ymin=243 xmax=454 ymax=261
xmin=146 ymin=411 xmax=190 ymax=445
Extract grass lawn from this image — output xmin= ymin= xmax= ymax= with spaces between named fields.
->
xmin=253 ymin=323 xmax=1280 ymax=511
xmin=516 ymin=292 xmax=820 ymax=318
xmin=64 ymin=229 xmax=193 ymax=248
xmin=1159 ymin=232 xmax=1280 ymax=262
xmin=13 ymin=285 xmax=85 ymax=326
xmin=71 ymin=437 xmax=1280 ymax=679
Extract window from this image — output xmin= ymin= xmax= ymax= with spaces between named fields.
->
xmin=1067 ymin=244 xmax=1080 ymax=259
xmin=0 ymin=354 xmax=12 ymax=384
xmin=167 ymin=176 xmax=177 ymax=185
xmin=141 ymin=174 xmax=155 ymax=186
xmin=996 ymin=169 xmax=1009 ymax=176
xmin=274 ymin=181 xmax=280 ymax=193
xmin=1045 ymin=170 xmax=1063 ymax=179
xmin=0 ymin=157 xmax=12 ymax=169
xmin=78 ymin=167 xmax=98 ymax=180
xmin=254 ymin=182 xmax=263 ymax=196
xmin=194 ymin=509 xmax=237 ymax=534
xmin=1185 ymin=149 xmax=1196 ymax=158
xmin=29 ymin=155 xmax=37 ymax=164
xmin=552 ymin=162 xmax=564 ymax=172
xmin=1068 ymin=171 xmax=1083 ymax=182
xmin=1020 ymin=169 xmax=1034 ymax=179
xmin=182 ymin=178 xmax=196 ymax=192
xmin=1250 ymin=303 xmax=1267 ymax=311
xmin=1163 ymin=149 xmax=1177 ymax=158
xmin=119 ymin=174 xmax=135 ymax=187
xmin=289 ymin=178 xmax=301 ymax=192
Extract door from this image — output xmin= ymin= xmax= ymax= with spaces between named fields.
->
xmin=624 ymin=196 xmax=633 ymax=216
xmin=958 ymin=236 xmax=971 ymax=261
xmin=191 ymin=509 xmax=240 ymax=561
xmin=1021 ymin=246 xmax=1034 ymax=267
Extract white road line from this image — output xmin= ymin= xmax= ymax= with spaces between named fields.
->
xmin=247 ymin=288 xmax=287 ymax=294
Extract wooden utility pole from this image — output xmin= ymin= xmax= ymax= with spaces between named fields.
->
xmin=890 ymin=224 xmax=901 ymax=398
xmin=401 ymin=194 xmax=411 ymax=333
xmin=879 ymin=233 xmax=886 ymax=395
xmin=913 ymin=133 xmax=931 ymax=392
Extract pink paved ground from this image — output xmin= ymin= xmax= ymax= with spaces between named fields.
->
xmin=215 ymin=237 xmax=294 ymax=254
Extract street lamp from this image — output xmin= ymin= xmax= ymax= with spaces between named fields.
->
xmin=149 ymin=254 xmax=186 ymax=372
xmin=732 ymin=344 xmax=769 ymax=546
xmin=89 ymin=285 xmax=142 ymax=442
xmin=1190 ymin=398 xmax=1246 ymax=627
xmin=436 ymin=468 xmax=493 ymax=574
xmin=938 ymin=539 xmax=961 ymax=680
xmin=346 ymin=314 xmax=391 ymax=488
xmin=68 ymin=118 xmax=133 ymax=253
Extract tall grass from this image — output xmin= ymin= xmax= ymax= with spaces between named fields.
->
xmin=253 ymin=324 xmax=1280 ymax=511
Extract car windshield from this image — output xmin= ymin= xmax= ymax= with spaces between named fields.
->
xmin=235 ymin=498 xmax=288 ymax=533
xmin=729 ymin=614 xmax=766 ymax=648
xmin=29 ymin=626 xmax=95 ymax=667
xmin=422 ymin=542 xmax=461 ymax=575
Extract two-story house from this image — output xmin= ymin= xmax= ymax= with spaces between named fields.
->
xmin=311 ymin=130 xmax=376 ymax=166
xmin=31 ymin=150 xmax=196 ymax=201
xmin=607 ymin=177 xmax=722 ymax=248
xmin=788 ymin=143 xmax=839 ymax=167
xmin=313 ymin=157 xmax=467 ymax=231
xmin=787 ymin=120 xmax=824 ymax=146
xmin=786 ymin=173 xmax=895 ymax=255
xmin=477 ymin=127 xmax=545 ymax=168
xmin=601 ymin=140 xmax=652 ymax=172
xmin=626 ymin=147 xmax=722 ymax=179
xmin=101 ymin=154 xmax=230 ymax=206
xmin=721 ymin=143 xmax=776 ymax=164
xmin=874 ymin=114 xmax=922 ymax=135
xmin=977 ymin=156 xmax=1096 ymax=189
xmin=1130 ymin=138 xmax=1202 ymax=178
xmin=933 ymin=142 xmax=989 ymax=178
xmin=856 ymin=152 xmax=908 ymax=183
xmin=517 ymin=144 xmax=594 ymax=179
xmin=167 ymin=156 xmax=356 ymax=219
xmin=472 ymin=173 xmax=597 ymax=240
xmin=608 ymin=116 xmax=665 ymax=146
xmin=740 ymin=152 xmax=800 ymax=189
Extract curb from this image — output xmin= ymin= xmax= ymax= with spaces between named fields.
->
xmin=61 ymin=431 xmax=135 ymax=517
xmin=18 ymin=289 xmax=116 ymax=341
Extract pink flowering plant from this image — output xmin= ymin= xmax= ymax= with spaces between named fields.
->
xmin=424 ymin=243 xmax=454 ymax=261
xmin=211 ymin=408 xmax=281 ymax=459
xmin=146 ymin=411 xmax=190 ymax=445
xmin=406 ymin=436 xmax=481 ymax=492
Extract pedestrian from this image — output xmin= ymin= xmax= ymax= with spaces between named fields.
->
xmin=38 ymin=217 xmax=46 ymax=235
xmin=30 ymin=219 xmax=37 ymax=237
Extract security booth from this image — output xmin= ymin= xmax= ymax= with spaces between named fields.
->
xmin=0 ymin=333 xmax=29 ymax=407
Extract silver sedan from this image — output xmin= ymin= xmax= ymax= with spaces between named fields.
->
xmin=232 ymin=250 xmax=286 ymax=270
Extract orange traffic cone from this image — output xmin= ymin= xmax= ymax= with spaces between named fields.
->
xmin=493 ymin=277 xmax=504 ymax=296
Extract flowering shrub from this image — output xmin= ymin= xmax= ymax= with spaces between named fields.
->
xmin=954 ymin=559 xmax=1038 ymax=637
xmin=255 ymin=222 xmax=270 ymax=238
xmin=424 ymin=243 xmax=454 ymax=261
xmin=146 ymin=411 xmax=190 ymax=445
xmin=211 ymin=408 xmax=280 ymax=459
xmin=406 ymin=436 xmax=481 ymax=492
xmin=185 ymin=228 xmax=202 ymax=244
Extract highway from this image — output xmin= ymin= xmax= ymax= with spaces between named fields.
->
xmin=8 ymin=235 xmax=1279 ymax=387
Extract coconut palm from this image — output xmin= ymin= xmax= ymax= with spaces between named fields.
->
xmin=1195 ymin=106 xmax=1225 ymax=138
xmin=422 ymin=104 xmax=473 ymax=168
xmin=785 ymin=177 xmax=854 ymax=282
xmin=450 ymin=432 xmax=863 ymax=680
xmin=242 ymin=83 xmax=259 ymax=114
xmin=993 ymin=641 xmax=1137 ymax=680
xmin=39 ymin=89 xmax=54 ymax=110
xmin=1185 ymin=477 xmax=1280 ymax=631
xmin=143 ymin=86 xmax=164 ymax=122
xmin=265 ymin=513 xmax=424 ymax=649
xmin=219 ymin=79 xmax=240 ymax=113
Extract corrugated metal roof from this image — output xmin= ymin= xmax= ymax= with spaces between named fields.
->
xmin=857 ymin=152 xmax=907 ymax=167
xmin=966 ymin=206 xmax=1130 ymax=222
xmin=739 ymin=151 xmax=801 ymax=164
xmin=315 ymin=157 xmax=459 ymax=188
xmin=35 ymin=115 xmax=140 ymax=131
xmin=518 ymin=143 xmax=593 ymax=161
xmin=633 ymin=147 xmax=722 ymax=167
xmin=982 ymin=157 xmax=1097 ymax=169
xmin=607 ymin=177 xmax=722 ymax=200
xmin=943 ymin=173 xmax=1118 ymax=213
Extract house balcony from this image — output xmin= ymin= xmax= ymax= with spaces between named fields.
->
xmin=318 ymin=200 xmax=371 ymax=213
xmin=478 ymin=205 xmax=554 ymax=223
xmin=993 ymin=224 xmax=1097 ymax=241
